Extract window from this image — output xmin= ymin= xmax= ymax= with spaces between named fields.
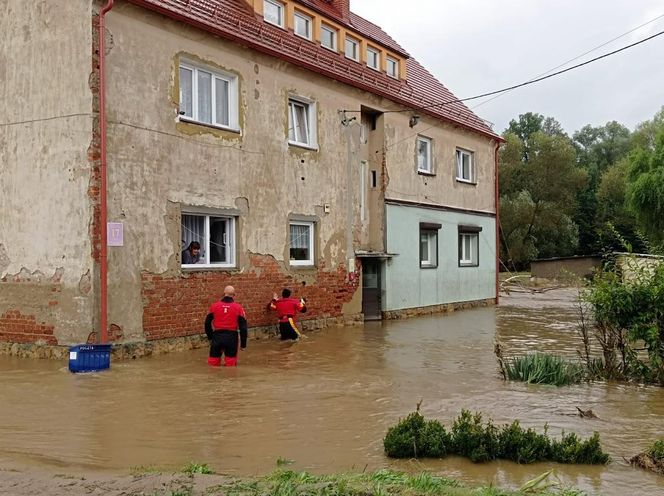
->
xmin=290 ymin=221 xmax=314 ymax=266
xmin=288 ymin=96 xmax=317 ymax=148
xmin=419 ymin=224 xmax=440 ymax=268
xmin=456 ymin=148 xmax=475 ymax=183
xmin=294 ymin=11 xmax=312 ymax=40
xmin=263 ymin=0 xmax=284 ymax=27
xmin=458 ymin=226 xmax=481 ymax=267
xmin=366 ymin=47 xmax=380 ymax=70
xmin=181 ymin=213 xmax=236 ymax=268
xmin=345 ymin=36 xmax=359 ymax=61
xmin=417 ymin=136 xmax=432 ymax=173
xmin=386 ymin=57 xmax=399 ymax=78
xmin=179 ymin=61 xmax=238 ymax=130
xmin=321 ymin=24 xmax=337 ymax=51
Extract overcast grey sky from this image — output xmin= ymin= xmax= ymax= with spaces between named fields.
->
xmin=351 ymin=0 xmax=664 ymax=135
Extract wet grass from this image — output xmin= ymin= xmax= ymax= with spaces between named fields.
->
xmin=209 ymin=469 xmax=584 ymax=495
xmin=502 ymin=353 xmax=586 ymax=386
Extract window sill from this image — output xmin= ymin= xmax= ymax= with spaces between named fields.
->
xmin=264 ymin=19 xmax=286 ymax=30
xmin=289 ymin=263 xmax=316 ymax=269
xmin=420 ymin=264 xmax=438 ymax=269
xmin=182 ymin=265 xmax=237 ymax=272
xmin=458 ymin=263 xmax=479 ymax=268
xmin=321 ymin=44 xmax=338 ymax=53
xmin=294 ymin=32 xmax=312 ymax=42
xmin=288 ymin=141 xmax=319 ymax=151
xmin=178 ymin=117 xmax=241 ymax=134
xmin=417 ymin=170 xmax=436 ymax=176
xmin=387 ymin=73 xmax=399 ymax=80
xmin=345 ymin=55 xmax=360 ymax=63
xmin=367 ymin=65 xmax=381 ymax=72
xmin=456 ymin=178 xmax=477 ymax=185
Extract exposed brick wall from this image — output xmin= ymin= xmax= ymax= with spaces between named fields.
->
xmin=89 ymin=13 xmax=102 ymax=263
xmin=0 ymin=310 xmax=57 ymax=345
xmin=141 ymin=254 xmax=360 ymax=341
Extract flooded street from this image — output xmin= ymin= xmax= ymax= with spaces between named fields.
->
xmin=1 ymin=289 xmax=663 ymax=495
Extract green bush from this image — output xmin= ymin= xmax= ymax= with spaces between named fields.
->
xmin=384 ymin=410 xmax=610 ymax=465
xmin=383 ymin=412 xmax=451 ymax=458
xmin=503 ymin=353 xmax=586 ymax=386
xmin=647 ymin=439 xmax=664 ymax=461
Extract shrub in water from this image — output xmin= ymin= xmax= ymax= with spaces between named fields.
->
xmin=647 ymin=439 xmax=664 ymax=461
xmin=383 ymin=412 xmax=451 ymax=458
xmin=497 ymin=420 xmax=552 ymax=464
xmin=551 ymin=432 xmax=610 ymax=465
xmin=504 ymin=353 xmax=586 ymax=386
xmin=450 ymin=410 xmax=499 ymax=462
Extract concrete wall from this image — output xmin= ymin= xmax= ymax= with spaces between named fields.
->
xmin=384 ymin=204 xmax=496 ymax=311
xmin=616 ymin=253 xmax=664 ymax=283
xmin=530 ymin=256 xmax=602 ymax=280
xmin=0 ymin=0 xmax=95 ymax=344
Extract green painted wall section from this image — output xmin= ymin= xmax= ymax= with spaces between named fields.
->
xmin=384 ymin=204 xmax=496 ymax=311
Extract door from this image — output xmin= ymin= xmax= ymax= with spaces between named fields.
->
xmin=361 ymin=258 xmax=381 ymax=320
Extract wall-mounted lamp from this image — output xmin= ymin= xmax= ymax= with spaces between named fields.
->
xmin=409 ymin=115 xmax=420 ymax=128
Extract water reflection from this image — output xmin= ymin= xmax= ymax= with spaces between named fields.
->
xmin=0 ymin=289 xmax=662 ymax=495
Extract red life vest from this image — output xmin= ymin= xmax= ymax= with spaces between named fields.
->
xmin=209 ymin=300 xmax=246 ymax=330
xmin=270 ymin=298 xmax=305 ymax=323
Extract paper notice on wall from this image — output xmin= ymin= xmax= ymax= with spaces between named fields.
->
xmin=107 ymin=222 xmax=124 ymax=247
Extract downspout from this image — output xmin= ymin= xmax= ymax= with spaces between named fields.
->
xmin=99 ymin=0 xmax=114 ymax=343
xmin=494 ymin=140 xmax=500 ymax=305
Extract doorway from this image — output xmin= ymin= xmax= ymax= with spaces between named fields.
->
xmin=361 ymin=258 xmax=381 ymax=320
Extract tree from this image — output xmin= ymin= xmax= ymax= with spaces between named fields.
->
xmin=500 ymin=116 xmax=587 ymax=268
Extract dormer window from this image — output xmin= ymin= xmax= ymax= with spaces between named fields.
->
xmin=345 ymin=35 xmax=359 ymax=61
xmin=366 ymin=47 xmax=380 ymax=70
xmin=264 ymin=0 xmax=285 ymax=28
xmin=386 ymin=57 xmax=399 ymax=78
xmin=294 ymin=11 xmax=312 ymax=40
xmin=321 ymin=24 xmax=337 ymax=51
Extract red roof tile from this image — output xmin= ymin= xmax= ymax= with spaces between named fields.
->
xmin=125 ymin=0 xmax=498 ymax=139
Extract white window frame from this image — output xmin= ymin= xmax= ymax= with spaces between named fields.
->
xmin=181 ymin=212 xmax=236 ymax=269
xmin=263 ymin=0 xmax=285 ymax=28
xmin=289 ymin=221 xmax=315 ymax=266
xmin=420 ymin=229 xmax=438 ymax=268
xmin=366 ymin=47 xmax=380 ymax=71
xmin=386 ymin=57 xmax=399 ymax=78
xmin=459 ymin=232 xmax=479 ymax=267
xmin=294 ymin=11 xmax=313 ymax=40
xmin=288 ymin=96 xmax=317 ymax=149
xmin=456 ymin=148 xmax=475 ymax=183
xmin=321 ymin=24 xmax=337 ymax=51
xmin=345 ymin=36 xmax=359 ymax=61
xmin=178 ymin=60 xmax=239 ymax=132
xmin=417 ymin=136 xmax=433 ymax=174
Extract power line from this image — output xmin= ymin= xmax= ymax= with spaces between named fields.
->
xmin=342 ymin=28 xmax=664 ymax=115
xmin=471 ymin=12 xmax=664 ymax=110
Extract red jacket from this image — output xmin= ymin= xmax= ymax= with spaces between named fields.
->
xmin=269 ymin=297 xmax=306 ymax=323
xmin=205 ymin=296 xmax=248 ymax=348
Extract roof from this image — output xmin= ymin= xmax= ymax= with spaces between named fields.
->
xmin=125 ymin=0 xmax=499 ymax=139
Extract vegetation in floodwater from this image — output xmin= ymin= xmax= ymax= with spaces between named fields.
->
xmin=211 ymin=469 xmax=583 ymax=495
xmin=181 ymin=461 xmax=213 ymax=475
xmin=630 ymin=439 xmax=664 ymax=475
xmin=501 ymin=353 xmax=587 ymax=386
xmin=384 ymin=410 xmax=610 ymax=465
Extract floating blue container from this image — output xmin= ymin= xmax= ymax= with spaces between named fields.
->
xmin=68 ymin=344 xmax=111 ymax=373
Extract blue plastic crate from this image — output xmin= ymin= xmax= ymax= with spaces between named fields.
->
xmin=68 ymin=344 xmax=111 ymax=373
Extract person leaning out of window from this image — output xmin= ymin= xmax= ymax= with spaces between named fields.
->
xmin=182 ymin=241 xmax=201 ymax=264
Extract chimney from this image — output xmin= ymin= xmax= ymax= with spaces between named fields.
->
xmin=329 ymin=0 xmax=350 ymax=21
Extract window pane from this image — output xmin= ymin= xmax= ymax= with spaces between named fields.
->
xmin=420 ymin=233 xmax=428 ymax=263
xmin=295 ymin=13 xmax=310 ymax=38
xmin=209 ymin=217 xmax=228 ymax=263
xmin=179 ymin=67 xmax=193 ymax=118
xmin=197 ymin=70 xmax=212 ymax=124
xmin=464 ymin=236 xmax=472 ymax=261
xmin=345 ymin=38 xmax=357 ymax=59
xmin=288 ymin=102 xmax=296 ymax=142
xmin=418 ymin=139 xmax=429 ymax=171
xmin=463 ymin=154 xmax=471 ymax=180
xmin=264 ymin=0 xmax=282 ymax=25
xmin=321 ymin=26 xmax=335 ymax=49
xmin=290 ymin=224 xmax=311 ymax=261
xmin=367 ymin=49 xmax=378 ymax=68
xmin=387 ymin=58 xmax=398 ymax=76
xmin=215 ymin=77 xmax=229 ymax=126
xmin=294 ymin=103 xmax=309 ymax=143
xmin=181 ymin=214 xmax=205 ymax=263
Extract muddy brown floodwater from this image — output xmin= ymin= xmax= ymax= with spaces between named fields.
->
xmin=1 ymin=288 xmax=663 ymax=495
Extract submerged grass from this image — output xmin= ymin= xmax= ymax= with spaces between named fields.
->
xmin=503 ymin=353 xmax=586 ymax=386
xmin=213 ymin=469 xmax=582 ymax=496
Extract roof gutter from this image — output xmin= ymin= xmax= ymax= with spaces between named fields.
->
xmin=98 ymin=0 xmax=114 ymax=344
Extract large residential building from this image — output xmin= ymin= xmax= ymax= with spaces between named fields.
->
xmin=0 ymin=0 xmax=501 ymax=350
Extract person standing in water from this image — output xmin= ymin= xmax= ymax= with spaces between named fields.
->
xmin=205 ymin=285 xmax=247 ymax=366
xmin=268 ymin=288 xmax=307 ymax=340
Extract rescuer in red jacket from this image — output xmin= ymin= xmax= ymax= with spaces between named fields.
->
xmin=268 ymin=288 xmax=307 ymax=340
xmin=204 ymin=285 xmax=248 ymax=366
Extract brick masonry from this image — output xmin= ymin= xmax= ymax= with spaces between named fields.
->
xmin=141 ymin=254 xmax=360 ymax=341
xmin=0 ymin=310 xmax=58 ymax=345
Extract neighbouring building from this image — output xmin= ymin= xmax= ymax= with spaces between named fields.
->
xmin=0 ymin=0 xmax=501 ymax=351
